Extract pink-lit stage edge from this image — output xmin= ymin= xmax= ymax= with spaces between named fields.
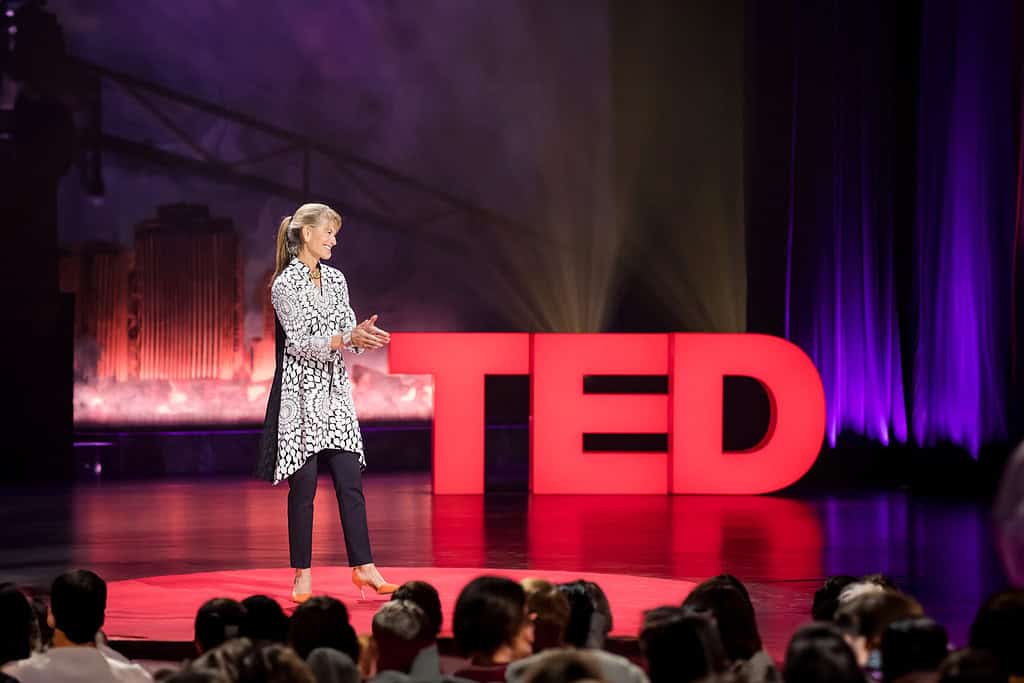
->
xmin=65 ymin=476 xmax=873 ymax=660
xmin=105 ymin=567 xmax=697 ymax=643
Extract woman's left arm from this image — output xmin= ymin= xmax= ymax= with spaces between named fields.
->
xmin=337 ymin=273 xmax=365 ymax=355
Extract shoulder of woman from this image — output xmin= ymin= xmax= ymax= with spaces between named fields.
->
xmin=275 ymin=260 xmax=304 ymax=283
xmin=322 ymin=263 xmax=347 ymax=283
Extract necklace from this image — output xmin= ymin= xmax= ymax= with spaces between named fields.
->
xmin=309 ymin=265 xmax=321 ymax=281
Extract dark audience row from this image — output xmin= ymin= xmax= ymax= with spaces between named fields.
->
xmin=1 ymin=569 xmax=1022 ymax=683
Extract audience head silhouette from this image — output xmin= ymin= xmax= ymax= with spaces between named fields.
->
xmin=522 ymin=579 xmax=570 ymax=652
xmin=194 ymin=598 xmax=246 ymax=655
xmin=968 ymin=589 xmax=1024 ymax=677
xmin=557 ymin=581 xmax=597 ymax=650
xmin=453 ymin=576 xmax=534 ymax=664
xmin=289 ymin=595 xmax=360 ymax=662
xmin=0 ymin=583 xmax=34 ymax=665
xmin=682 ymin=576 xmax=763 ymax=663
xmin=372 ymin=599 xmax=431 ymax=674
xmin=392 ymin=580 xmax=443 ymax=640
xmin=640 ymin=606 xmax=728 ymax=683
xmin=783 ymin=622 xmax=864 ymax=683
xmin=50 ymin=569 xmax=106 ymax=646
xmin=881 ymin=617 xmax=949 ymax=682
xmin=240 ymin=595 xmax=289 ymax=645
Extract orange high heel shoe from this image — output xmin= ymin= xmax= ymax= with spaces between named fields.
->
xmin=351 ymin=567 xmax=397 ymax=599
xmin=292 ymin=569 xmax=312 ymax=604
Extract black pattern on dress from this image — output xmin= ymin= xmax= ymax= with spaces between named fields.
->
xmin=258 ymin=258 xmax=365 ymax=484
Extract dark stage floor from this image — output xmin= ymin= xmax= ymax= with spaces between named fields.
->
xmin=0 ymin=473 xmax=1008 ymax=658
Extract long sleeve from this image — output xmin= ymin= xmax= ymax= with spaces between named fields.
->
xmin=271 ymin=277 xmax=337 ymax=363
xmin=338 ymin=273 xmax=365 ymax=355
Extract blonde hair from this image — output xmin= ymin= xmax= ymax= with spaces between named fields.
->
xmin=274 ymin=203 xmax=342 ymax=280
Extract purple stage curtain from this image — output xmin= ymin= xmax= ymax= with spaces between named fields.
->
xmin=783 ymin=0 xmax=1019 ymax=454
xmin=912 ymin=0 xmax=1017 ymax=455
xmin=784 ymin=1 xmax=908 ymax=447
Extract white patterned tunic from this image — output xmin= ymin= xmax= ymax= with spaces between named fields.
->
xmin=270 ymin=258 xmax=365 ymax=484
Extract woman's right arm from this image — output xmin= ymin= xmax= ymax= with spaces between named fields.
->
xmin=271 ymin=278 xmax=342 ymax=362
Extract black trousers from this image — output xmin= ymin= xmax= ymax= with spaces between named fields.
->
xmin=287 ymin=449 xmax=373 ymax=568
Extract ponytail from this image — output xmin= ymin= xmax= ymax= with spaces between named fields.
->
xmin=273 ymin=215 xmax=293 ymax=282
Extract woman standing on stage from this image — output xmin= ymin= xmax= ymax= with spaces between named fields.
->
xmin=257 ymin=202 xmax=395 ymax=603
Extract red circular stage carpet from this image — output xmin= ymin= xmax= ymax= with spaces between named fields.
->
xmin=105 ymin=567 xmax=696 ymax=642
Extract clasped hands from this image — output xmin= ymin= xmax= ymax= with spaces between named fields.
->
xmin=347 ymin=314 xmax=391 ymax=351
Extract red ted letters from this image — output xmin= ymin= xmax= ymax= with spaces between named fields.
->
xmin=387 ymin=333 xmax=825 ymax=495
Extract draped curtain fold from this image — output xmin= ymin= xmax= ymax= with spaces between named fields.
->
xmin=785 ymin=1 xmax=908 ymax=447
xmin=783 ymin=0 xmax=1019 ymax=454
